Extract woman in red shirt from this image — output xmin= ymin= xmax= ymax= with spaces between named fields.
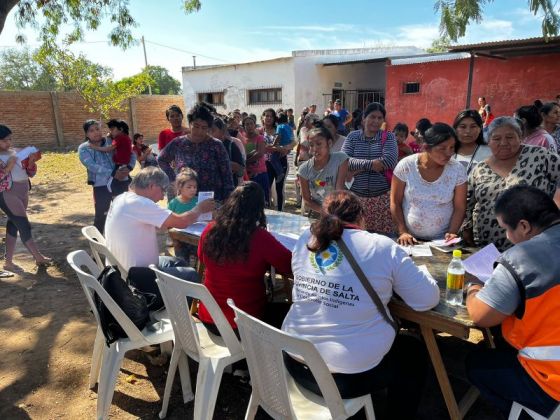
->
xmin=158 ymin=104 xmax=189 ymax=151
xmin=198 ymin=181 xmax=292 ymax=334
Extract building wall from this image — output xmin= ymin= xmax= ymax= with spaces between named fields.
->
xmin=385 ymin=53 xmax=560 ymax=133
xmin=0 ymin=91 xmax=184 ymax=149
xmin=182 ymin=58 xmax=296 ymax=117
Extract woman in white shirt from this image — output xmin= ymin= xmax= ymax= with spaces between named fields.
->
xmin=453 ymin=109 xmax=492 ymax=175
xmin=391 ymin=123 xmax=468 ymax=245
xmin=282 ymin=190 xmax=439 ymax=419
xmin=0 ymin=125 xmax=51 ymax=271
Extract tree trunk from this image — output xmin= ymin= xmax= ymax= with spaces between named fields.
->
xmin=0 ymin=0 xmax=19 ymax=36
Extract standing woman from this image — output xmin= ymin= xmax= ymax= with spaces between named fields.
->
xmin=540 ymin=102 xmax=560 ymax=151
xmin=322 ymin=114 xmax=346 ymax=152
xmin=515 ymin=103 xmax=557 ymax=154
xmin=210 ymin=117 xmax=245 ymax=187
xmin=243 ymin=116 xmax=269 ymax=205
xmin=342 ymin=102 xmax=398 ymax=234
xmin=157 ymin=102 xmax=234 ymax=202
xmin=298 ymin=126 xmax=348 ymax=214
xmin=0 ymin=125 xmax=51 ymax=270
xmin=453 ymin=110 xmax=492 ymax=175
xmin=158 ymin=105 xmax=189 ymax=152
xmin=78 ymin=120 xmax=135 ymax=233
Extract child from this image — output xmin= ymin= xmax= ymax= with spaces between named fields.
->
xmin=89 ymin=119 xmax=133 ymax=192
xmin=168 ymin=167 xmax=198 ymax=266
xmin=393 ymin=122 xmax=420 ymax=160
xmin=132 ymin=133 xmax=157 ymax=168
xmin=269 ymin=112 xmax=293 ymax=182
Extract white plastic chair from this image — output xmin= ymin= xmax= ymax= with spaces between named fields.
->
xmin=67 ymin=250 xmax=181 ymax=420
xmin=509 ymin=402 xmax=560 ymax=420
xmin=81 ymin=226 xmax=128 ymax=279
xmin=150 ymin=265 xmax=245 ymax=420
xmin=227 ymin=299 xmax=376 ymax=420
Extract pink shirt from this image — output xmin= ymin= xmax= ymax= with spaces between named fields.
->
xmin=245 ymin=135 xmax=267 ymax=177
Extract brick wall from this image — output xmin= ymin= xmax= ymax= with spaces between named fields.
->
xmin=0 ymin=91 xmax=185 ymax=149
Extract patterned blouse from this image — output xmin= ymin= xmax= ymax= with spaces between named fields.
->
xmin=465 ymin=145 xmax=560 ymax=251
xmin=157 ymin=136 xmax=234 ymax=202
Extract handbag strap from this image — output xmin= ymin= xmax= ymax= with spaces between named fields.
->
xmin=337 ymin=238 xmax=398 ymax=333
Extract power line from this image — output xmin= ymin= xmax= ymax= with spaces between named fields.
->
xmin=144 ymin=39 xmax=230 ymax=63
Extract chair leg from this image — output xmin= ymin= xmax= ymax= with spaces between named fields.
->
xmin=97 ymin=345 xmax=125 ymax=420
xmin=364 ymin=398 xmax=376 ymax=420
xmin=159 ymin=346 xmax=180 ymax=419
xmin=89 ymin=328 xmax=104 ymax=389
xmin=193 ymin=357 xmax=227 ymax=420
xmin=508 ymin=402 xmax=523 ymax=420
xmin=244 ymin=393 xmax=259 ymax=420
xmin=177 ymin=351 xmax=194 ymax=403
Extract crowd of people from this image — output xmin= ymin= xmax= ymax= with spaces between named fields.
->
xmin=2 ymin=93 xmax=559 ymax=418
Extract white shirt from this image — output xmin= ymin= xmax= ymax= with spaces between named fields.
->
xmin=105 ymin=191 xmax=171 ymax=270
xmin=453 ymin=144 xmax=492 ymax=174
xmin=0 ymin=152 xmax=28 ymax=182
xmin=282 ymin=228 xmax=439 ymax=374
xmin=393 ymin=154 xmax=467 ymax=240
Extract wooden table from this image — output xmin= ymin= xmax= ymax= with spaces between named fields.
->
xmin=171 ymin=214 xmax=485 ymax=419
xmin=389 ymin=249 xmax=491 ymax=420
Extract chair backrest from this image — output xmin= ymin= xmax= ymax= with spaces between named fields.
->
xmin=150 ymin=265 xmax=242 ymax=358
xmin=227 ymin=299 xmax=349 ymax=419
xmin=67 ymin=250 xmax=146 ymax=343
xmin=81 ymin=225 xmax=128 ymax=279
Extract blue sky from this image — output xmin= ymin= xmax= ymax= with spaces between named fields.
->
xmin=0 ymin=0 xmax=548 ymax=82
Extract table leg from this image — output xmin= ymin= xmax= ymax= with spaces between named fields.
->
xmin=420 ymin=324 xmax=462 ymax=420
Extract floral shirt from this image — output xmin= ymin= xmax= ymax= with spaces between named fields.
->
xmin=157 ymin=136 xmax=234 ymax=202
xmin=466 ymin=145 xmax=560 ymax=251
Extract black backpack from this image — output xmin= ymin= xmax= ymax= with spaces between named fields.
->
xmin=94 ymin=265 xmax=151 ymax=346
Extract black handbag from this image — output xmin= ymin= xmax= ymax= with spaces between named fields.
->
xmin=127 ymin=266 xmax=164 ymax=311
xmin=95 ymin=265 xmax=150 ymax=346
xmin=337 ymin=239 xmax=399 ymax=334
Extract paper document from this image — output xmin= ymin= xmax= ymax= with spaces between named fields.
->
xmin=197 ymin=191 xmax=214 ymax=221
xmin=462 ymin=243 xmax=501 ymax=283
xmin=431 ymin=238 xmax=462 ymax=247
xmin=176 ymin=222 xmax=208 ymax=236
xmin=399 ymin=243 xmax=433 ymax=257
xmin=16 ymin=146 xmax=39 ymax=165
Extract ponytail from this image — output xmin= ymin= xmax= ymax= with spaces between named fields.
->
xmin=308 ymin=214 xmax=344 ymax=253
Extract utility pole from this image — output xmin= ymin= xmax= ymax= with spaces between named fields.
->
xmin=192 ymin=55 xmax=197 ymax=69
xmin=141 ymin=36 xmax=152 ymax=95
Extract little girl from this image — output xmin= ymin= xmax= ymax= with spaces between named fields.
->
xmin=168 ymin=167 xmax=198 ymax=265
xmin=0 ymin=124 xmax=51 ymax=271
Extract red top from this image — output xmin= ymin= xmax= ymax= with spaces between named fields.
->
xmin=158 ymin=128 xmax=187 ymax=150
xmin=112 ymin=134 xmax=132 ymax=165
xmin=198 ymin=223 xmax=293 ymax=328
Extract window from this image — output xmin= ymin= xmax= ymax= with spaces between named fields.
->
xmin=403 ymin=82 xmax=420 ymax=94
xmin=248 ymin=88 xmax=282 ymax=105
xmin=197 ymin=92 xmax=224 ymax=105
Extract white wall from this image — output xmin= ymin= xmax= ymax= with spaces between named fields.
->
xmin=182 ymin=58 xmax=295 ymax=117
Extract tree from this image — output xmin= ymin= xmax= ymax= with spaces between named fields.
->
xmin=0 ymin=47 xmax=56 ymax=90
xmin=116 ymin=65 xmax=181 ymax=95
xmin=36 ymin=45 xmax=152 ymax=119
xmin=435 ymin=0 xmax=560 ymax=42
xmin=426 ymin=36 xmax=454 ymax=53
xmin=0 ymin=0 xmax=201 ymax=49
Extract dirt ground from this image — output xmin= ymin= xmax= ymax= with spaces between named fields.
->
xmin=0 ymin=152 xmax=503 ymax=419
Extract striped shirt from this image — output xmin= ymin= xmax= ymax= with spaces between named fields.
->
xmin=342 ymin=130 xmax=398 ymax=197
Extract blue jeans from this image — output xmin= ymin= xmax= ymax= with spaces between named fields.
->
xmin=158 ymin=256 xmax=199 ymax=283
xmin=466 ymin=344 xmax=559 ymax=417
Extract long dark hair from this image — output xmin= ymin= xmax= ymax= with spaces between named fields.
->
xmin=308 ymin=191 xmax=363 ymax=253
xmin=202 ymin=182 xmax=266 ymax=263
xmin=452 ymin=109 xmax=484 ymax=153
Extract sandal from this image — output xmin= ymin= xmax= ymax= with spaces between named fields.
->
xmin=0 ymin=270 xmax=15 ymax=278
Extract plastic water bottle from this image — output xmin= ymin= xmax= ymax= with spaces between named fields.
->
xmin=446 ymin=250 xmax=465 ymax=306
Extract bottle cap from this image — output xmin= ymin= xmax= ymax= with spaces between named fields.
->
xmin=452 ymin=249 xmax=462 ymax=258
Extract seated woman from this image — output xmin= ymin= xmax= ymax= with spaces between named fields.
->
xmin=198 ymin=181 xmax=292 ymax=334
xmin=465 ymin=185 xmax=560 ymax=418
xmin=297 ymin=125 xmax=348 ymax=214
xmin=464 ymin=116 xmax=560 ymax=251
xmin=452 ymin=109 xmax=492 ymax=175
xmin=282 ymin=190 xmax=439 ymax=419
xmin=391 ymin=123 xmax=467 ymax=245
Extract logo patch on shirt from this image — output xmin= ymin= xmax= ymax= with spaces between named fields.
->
xmin=310 ymin=242 xmax=343 ymax=273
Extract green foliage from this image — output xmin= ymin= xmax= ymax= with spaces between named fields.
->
xmin=426 ymin=36 xmax=454 ymax=53
xmin=1 ymin=1 xmax=202 ymax=49
xmin=116 ymin=65 xmax=181 ymax=95
xmin=36 ymin=45 xmax=151 ymax=119
xmin=434 ymin=0 xmax=560 ymax=41
xmin=0 ymin=47 xmax=56 ymax=90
